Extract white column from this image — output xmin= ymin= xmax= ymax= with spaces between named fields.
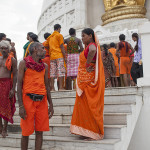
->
xmin=138 ymin=21 xmax=150 ymax=86
xmin=75 ymin=0 xmax=87 ymax=28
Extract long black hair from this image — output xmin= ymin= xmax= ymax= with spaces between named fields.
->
xmin=82 ymin=28 xmax=95 ymax=43
xmin=103 ymin=44 xmax=109 ymax=56
xmin=30 ymin=34 xmax=39 ymax=42
xmin=28 ymin=32 xmax=34 ymax=37
xmin=132 ymin=33 xmax=139 ymax=52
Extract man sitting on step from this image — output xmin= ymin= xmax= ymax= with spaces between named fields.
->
xmin=17 ymin=42 xmax=54 ymax=150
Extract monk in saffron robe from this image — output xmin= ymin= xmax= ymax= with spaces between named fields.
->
xmin=70 ymin=28 xmax=105 ymax=140
xmin=17 ymin=42 xmax=54 ymax=150
xmin=109 ymin=42 xmax=119 ymax=87
xmin=0 ymin=40 xmax=17 ymax=138
xmin=116 ymin=34 xmax=134 ymax=86
xmin=42 ymin=33 xmax=51 ymax=79
xmin=9 ymin=42 xmax=17 ymax=60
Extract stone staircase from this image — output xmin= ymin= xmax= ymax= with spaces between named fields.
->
xmin=0 ymin=87 xmax=143 ymax=150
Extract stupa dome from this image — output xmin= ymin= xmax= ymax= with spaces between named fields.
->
xmin=37 ymin=0 xmax=104 ymax=42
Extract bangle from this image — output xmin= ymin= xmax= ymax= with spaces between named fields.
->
xmin=19 ymin=105 xmax=24 ymax=109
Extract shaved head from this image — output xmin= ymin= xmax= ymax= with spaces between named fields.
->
xmin=29 ymin=42 xmax=42 ymax=55
xmin=28 ymin=42 xmax=45 ymax=59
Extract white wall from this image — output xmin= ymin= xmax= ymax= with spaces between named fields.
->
xmin=128 ymin=87 xmax=150 ymax=150
xmin=87 ymin=0 xmax=105 ymax=28
xmin=145 ymin=0 xmax=150 ymax=21
xmin=128 ymin=21 xmax=150 ymax=150
xmin=41 ymin=0 xmax=56 ymax=14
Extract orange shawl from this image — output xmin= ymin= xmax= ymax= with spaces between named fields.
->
xmin=70 ymin=34 xmax=105 ymax=140
xmin=5 ymin=55 xmax=13 ymax=71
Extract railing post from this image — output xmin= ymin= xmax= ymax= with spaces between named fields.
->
xmin=138 ymin=21 xmax=150 ymax=86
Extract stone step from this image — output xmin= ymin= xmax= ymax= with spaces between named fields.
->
xmin=15 ymin=88 xmax=141 ymax=106
xmin=8 ymin=123 xmax=126 ymax=139
xmin=0 ymin=147 xmax=32 ymax=150
xmin=51 ymin=95 xmax=137 ymax=105
xmin=50 ymin=87 xmax=141 ymax=97
xmin=0 ymin=135 xmax=35 ymax=149
xmin=12 ymin=113 xmax=129 ymax=125
xmin=55 ymin=95 xmax=136 ymax=105
xmin=0 ymin=133 xmax=120 ymax=150
xmin=14 ymin=104 xmax=134 ymax=116
xmin=15 ymin=94 xmax=137 ymax=107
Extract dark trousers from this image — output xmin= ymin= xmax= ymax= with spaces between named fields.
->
xmin=131 ymin=62 xmax=143 ymax=84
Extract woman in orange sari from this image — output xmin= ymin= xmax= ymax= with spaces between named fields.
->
xmin=70 ymin=28 xmax=105 ymax=140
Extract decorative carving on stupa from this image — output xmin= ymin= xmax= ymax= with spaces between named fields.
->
xmin=102 ymin=0 xmax=146 ymax=25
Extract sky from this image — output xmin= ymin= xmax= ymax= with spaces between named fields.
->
xmin=0 ymin=0 xmax=43 ymax=60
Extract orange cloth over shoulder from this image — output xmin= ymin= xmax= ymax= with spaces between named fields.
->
xmin=70 ymin=34 xmax=105 ymax=140
xmin=9 ymin=52 xmax=14 ymax=58
xmin=43 ymin=41 xmax=50 ymax=57
xmin=5 ymin=55 xmax=13 ymax=71
xmin=109 ymin=48 xmax=119 ymax=77
xmin=44 ymin=31 xmax=64 ymax=60
xmin=120 ymin=42 xmax=131 ymax=74
xmin=120 ymin=42 xmax=131 ymax=57
xmin=42 ymin=41 xmax=50 ymax=78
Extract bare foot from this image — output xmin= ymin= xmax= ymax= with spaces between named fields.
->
xmin=79 ymin=136 xmax=86 ymax=140
xmin=84 ymin=137 xmax=94 ymax=141
xmin=1 ymin=129 xmax=8 ymax=138
xmin=79 ymin=136 xmax=93 ymax=141
xmin=59 ymin=88 xmax=65 ymax=91
xmin=50 ymin=89 xmax=56 ymax=92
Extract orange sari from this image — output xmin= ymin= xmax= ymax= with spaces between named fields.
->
xmin=70 ymin=34 xmax=105 ymax=140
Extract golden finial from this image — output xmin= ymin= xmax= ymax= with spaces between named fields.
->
xmin=102 ymin=0 xmax=147 ymax=25
xmin=103 ymin=0 xmax=146 ymax=12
